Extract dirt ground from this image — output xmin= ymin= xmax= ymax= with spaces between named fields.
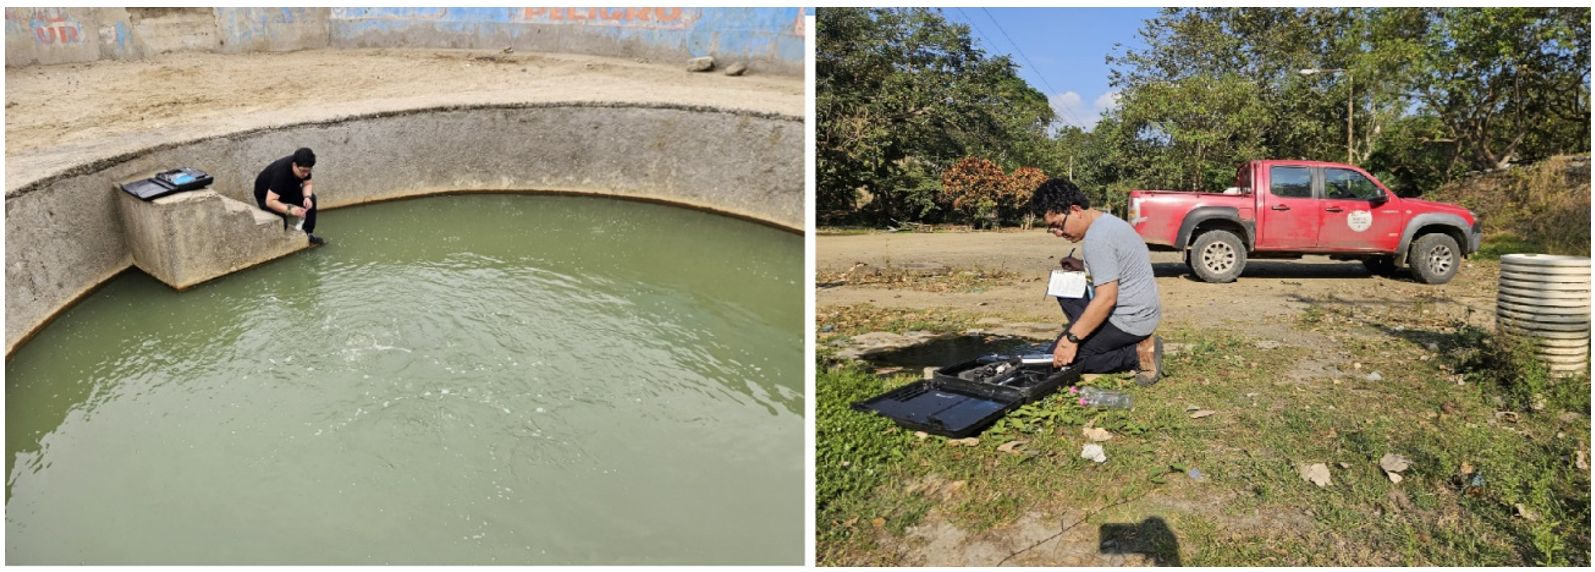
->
xmin=818 ymin=229 xmax=1502 ymax=336
xmin=5 ymin=48 xmax=802 ymax=189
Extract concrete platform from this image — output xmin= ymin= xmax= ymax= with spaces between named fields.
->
xmin=116 ymin=188 xmax=310 ymax=290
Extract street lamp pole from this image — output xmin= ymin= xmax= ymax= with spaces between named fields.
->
xmin=1301 ymin=68 xmax=1352 ymax=163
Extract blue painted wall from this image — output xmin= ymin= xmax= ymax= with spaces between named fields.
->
xmin=8 ymin=7 xmax=805 ymax=74
xmin=329 ymin=7 xmax=804 ymax=73
xmin=213 ymin=7 xmax=328 ymax=53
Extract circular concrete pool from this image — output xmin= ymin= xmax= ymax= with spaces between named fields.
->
xmin=5 ymin=194 xmax=802 ymax=564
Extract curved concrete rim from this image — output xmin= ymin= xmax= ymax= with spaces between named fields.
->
xmin=6 ymin=101 xmax=804 ymax=357
xmin=8 ymin=100 xmax=803 ymax=203
xmin=1499 ymin=269 xmax=1593 ymax=281
xmin=332 ymin=188 xmax=804 ymax=235
xmin=1501 ymin=253 xmax=1592 ymax=267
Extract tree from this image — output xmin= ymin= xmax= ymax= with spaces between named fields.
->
xmin=817 ymin=7 xmax=1059 ymax=226
xmin=1101 ymin=7 xmax=1589 ymax=196
xmin=1414 ymin=8 xmax=1590 ymax=170
xmin=940 ymin=157 xmax=1008 ymax=227
xmin=1004 ymin=166 xmax=1048 ymax=227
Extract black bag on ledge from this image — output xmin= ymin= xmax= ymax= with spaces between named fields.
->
xmin=119 ymin=167 xmax=214 ymax=201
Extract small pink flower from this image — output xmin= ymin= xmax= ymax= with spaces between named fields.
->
xmin=1067 ymin=386 xmax=1079 ymax=395
xmin=1078 ymin=397 xmax=1088 ymax=407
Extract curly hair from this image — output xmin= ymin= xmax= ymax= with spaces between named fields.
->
xmin=1028 ymin=177 xmax=1089 ymax=216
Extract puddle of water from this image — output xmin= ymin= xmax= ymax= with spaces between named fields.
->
xmin=5 ymin=194 xmax=802 ymax=564
xmin=861 ymin=335 xmax=1051 ymax=370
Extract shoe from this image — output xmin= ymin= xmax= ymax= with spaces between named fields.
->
xmin=1134 ymin=335 xmax=1163 ymax=386
xmin=308 ymin=233 xmax=327 ymax=246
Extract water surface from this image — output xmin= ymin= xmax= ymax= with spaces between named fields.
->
xmin=5 ymin=194 xmax=802 ymax=564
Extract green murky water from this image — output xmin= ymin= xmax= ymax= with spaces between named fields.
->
xmin=5 ymin=194 xmax=803 ymax=564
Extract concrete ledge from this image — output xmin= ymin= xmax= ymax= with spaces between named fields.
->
xmin=5 ymin=102 xmax=802 ymax=356
xmin=116 ymin=189 xmax=310 ymax=290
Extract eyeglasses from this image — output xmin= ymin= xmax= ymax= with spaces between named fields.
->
xmin=1049 ymin=209 xmax=1073 ymax=233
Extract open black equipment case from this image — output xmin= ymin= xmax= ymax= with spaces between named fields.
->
xmin=852 ymin=356 xmax=1080 ymax=438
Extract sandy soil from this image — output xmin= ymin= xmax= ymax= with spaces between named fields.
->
xmin=818 ymin=229 xmax=1500 ymax=335
xmin=5 ymin=48 xmax=802 ymax=190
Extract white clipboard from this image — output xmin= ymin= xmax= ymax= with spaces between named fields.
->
xmin=1047 ymin=269 xmax=1088 ymax=298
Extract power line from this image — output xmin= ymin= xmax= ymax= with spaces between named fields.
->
xmin=981 ymin=8 xmax=1057 ymax=96
xmin=979 ymin=8 xmax=1085 ymax=129
xmin=951 ymin=8 xmax=1080 ymax=130
xmin=953 ymin=8 xmax=998 ymax=58
xmin=949 ymin=8 xmax=1076 ymax=147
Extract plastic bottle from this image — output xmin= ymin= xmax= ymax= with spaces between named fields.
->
xmin=1077 ymin=386 xmax=1133 ymax=409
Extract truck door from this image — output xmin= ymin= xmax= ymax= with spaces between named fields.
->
xmin=1256 ymin=165 xmax=1318 ymax=250
xmin=1316 ymin=167 xmax=1405 ymax=251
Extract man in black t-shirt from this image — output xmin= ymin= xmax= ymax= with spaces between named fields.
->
xmin=254 ymin=147 xmax=326 ymax=246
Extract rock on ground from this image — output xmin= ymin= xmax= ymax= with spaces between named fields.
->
xmin=687 ymin=56 xmax=715 ymax=72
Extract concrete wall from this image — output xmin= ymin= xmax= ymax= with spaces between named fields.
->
xmin=5 ymin=103 xmax=802 ymax=355
xmin=329 ymin=7 xmax=804 ymax=73
xmin=5 ymin=7 xmax=116 ymax=66
xmin=129 ymin=7 xmax=221 ymax=55
xmin=7 ymin=7 xmax=804 ymax=73
xmin=117 ymin=189 xmax=310 ymax=290
xmin=214 ymin=7 xmax=329 ymax=53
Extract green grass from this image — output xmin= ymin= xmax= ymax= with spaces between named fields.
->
xmin=817 ymin=305 xmax=1591 ymax=566
xmin=1474 ymin=234 xmax=1546 ymax=260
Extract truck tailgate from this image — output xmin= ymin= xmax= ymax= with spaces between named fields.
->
xmin=1127 ymin=191 xmax=1253 ymax=248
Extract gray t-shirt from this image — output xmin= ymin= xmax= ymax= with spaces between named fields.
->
xmin=1080 ymin=212 xmax=1161 ymax=336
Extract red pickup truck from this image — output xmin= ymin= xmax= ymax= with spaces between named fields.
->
xmin=1127 ymin=159 xmax=1482 ymax=284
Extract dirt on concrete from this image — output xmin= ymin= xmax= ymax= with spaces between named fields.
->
xmin=5 ymin=48 xmax=802 ymax=189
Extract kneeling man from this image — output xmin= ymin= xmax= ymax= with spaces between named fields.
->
xmin=1030 ymin=178 xmax=1164 ymax=385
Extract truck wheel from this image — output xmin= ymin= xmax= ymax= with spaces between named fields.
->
xmin=1190 ymin=230 xmax=1247 ymax=283
xmin=1362 ymin=256 xmax=1397 ymax=276
xmin=1409 ymin=234 xmax=1460 ymax=284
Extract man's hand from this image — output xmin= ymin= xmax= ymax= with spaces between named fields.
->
xmin=302 ymin=197 xmax=313 ymax=210
xmin=1059 ymin=256 xmax=1085 ymax=271
xmin=1052 ymin=338 xmax=1078 ymax=368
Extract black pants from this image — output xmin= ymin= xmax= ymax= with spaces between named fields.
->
xmin=1054 ymin=295 xmax=1147 ymax=373
xmin=256 ymin=194 xmax=317 ymax=233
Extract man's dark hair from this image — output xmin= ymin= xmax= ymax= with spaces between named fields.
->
xmin=1029 ymin=177 xmax=1089 ymax=216
xmin=293 ymin=147 xmax=316 ymax=168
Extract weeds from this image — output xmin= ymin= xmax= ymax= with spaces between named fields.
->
xmin=817 ymin=302 xmax=1591 ymax=566
xmin=816 ymin=265 xmax=1024 ymax=293
xmin=817 ymin=304 xmax=978 ymax=339
xmin=1427 ymin=154 xmax=1590 ymax=257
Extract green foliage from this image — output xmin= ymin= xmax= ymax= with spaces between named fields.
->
xmin=1425 ymin=155 xmax=1591 ymax=257
xmin=817 ymin=7 xmax=1062 ymax=226
xmin=1103 ymin=7 xmax=1589 ymax=195
xmin=1414 ymin=8 xmax=1591 ymax=170
xmin=819 ymin=7 xmax=1591 ymax=233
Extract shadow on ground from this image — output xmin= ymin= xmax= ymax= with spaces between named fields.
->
xmin=1152 ymin=260 xmax=1402 ymax=281
xmin=1099 ymin=516 xmax=1182 ymax=566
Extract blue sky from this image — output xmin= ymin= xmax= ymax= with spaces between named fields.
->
xmin=940 ymin=7 xmax=1160 ymax=130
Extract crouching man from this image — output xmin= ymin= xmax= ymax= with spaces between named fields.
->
xmin=1030 ymin=178 xmax=1164 ymax=385
xmin=254 ymin=147 xmax=326 ymax=246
